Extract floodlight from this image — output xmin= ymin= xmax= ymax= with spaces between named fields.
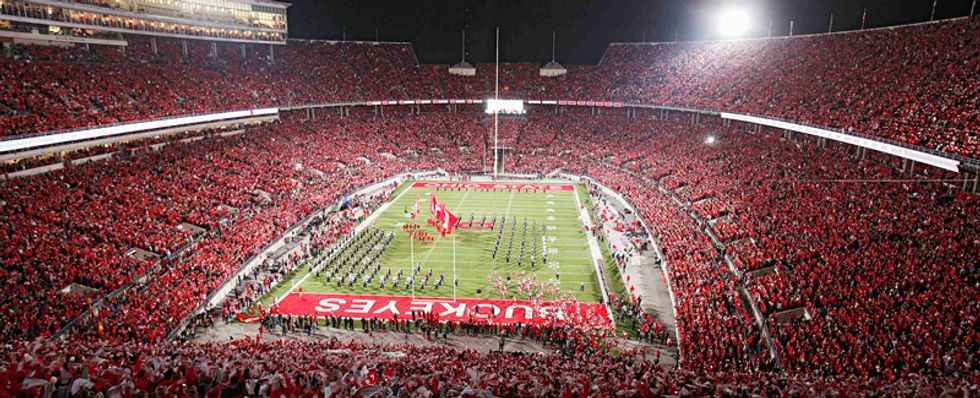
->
xmin=715 ymin=7 xmax=752 ymax=38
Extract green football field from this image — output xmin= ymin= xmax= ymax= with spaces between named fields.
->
xmin=269 ymin=181 xmax=605 ymax=304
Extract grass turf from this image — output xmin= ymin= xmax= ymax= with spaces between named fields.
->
xmin=266 ymin=181 xmax=606 ymax=306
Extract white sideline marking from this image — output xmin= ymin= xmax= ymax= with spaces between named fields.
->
xmin=573 ymin=186 xmax=615 ymax=323
xmin=275 ymin=183 xmax=415 ymax=305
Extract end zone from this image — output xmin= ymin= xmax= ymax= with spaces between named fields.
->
xmin=276 ymin=292 xmax=609 ymax=327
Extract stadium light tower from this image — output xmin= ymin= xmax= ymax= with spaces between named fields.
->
xmin=714 ymin=6 xmax=753 ymax=38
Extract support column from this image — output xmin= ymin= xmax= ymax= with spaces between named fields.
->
xmin=269 ymin=44 xmax=275 ymax=63
xmin=151 ymin=37 xmax=158 ymax=55
xmin=181 ymin=40 xmax=188 ymax=58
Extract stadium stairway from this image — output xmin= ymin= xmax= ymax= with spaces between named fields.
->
xmin=591 ymin=188 xmax=680 ymax=361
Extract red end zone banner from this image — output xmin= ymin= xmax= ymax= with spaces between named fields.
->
xmin=277 ymin=293 xmax=608 ymax=326
xmin=412 ymin=182 xmax=574 ymax=191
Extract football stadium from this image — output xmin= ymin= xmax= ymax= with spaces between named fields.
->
xmin=265 ymin=181 xmax=613 ymax=326
xmin=0 ymin=0 xmax=977 ymax=395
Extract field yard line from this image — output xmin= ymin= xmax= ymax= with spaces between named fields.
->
xmin=503 ymin=189 xmax=517 ymax=217
xmin=275 ymin=181 xmax=416 ymax=305
xmin=490 ymin=189 xmax=518 ymax=271
xmin=414 ymin=189 xmax=472 ymax=267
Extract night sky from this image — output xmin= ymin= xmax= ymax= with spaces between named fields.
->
xmin=286 ymin=0 xmax=978 ymax=64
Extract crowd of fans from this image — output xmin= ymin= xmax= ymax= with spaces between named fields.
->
xmin=551 ymin=114 xmax=977 ymax=381
xmin=8 ymin=336 xmax=976 ymax=397
xmin=2 ymin=17 xmax=978 ymax=157
xmin=0 ymin=106 xmax=974 ymax=393
xmin=1 ymin=17 xmax=978 ymax=394
xmin=0 ymin=111 xmax=482 ymax=343
xmin=598 ymin=18 xmax=980 ymax=157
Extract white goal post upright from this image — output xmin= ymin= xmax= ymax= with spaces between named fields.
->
xmin=453 ymin=234 xmax=458 ymax=302
xmin=493 ymin=26 xmax=500 ymax=178
xmin=410 ymin=233 xmax=415 ymax=300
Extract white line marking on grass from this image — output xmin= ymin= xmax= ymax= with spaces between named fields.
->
xmin=275 ymin=181 xmax=416 ymax=305
xmin=414 ymin=189 xmax=472 ymax=267
xmin=503 ymin=189 xmax=517 ymax=217
xmin=491 ymin=189 xmax=518 ymax=272
xmin=573 ymin=186 xmax=615 ymax=323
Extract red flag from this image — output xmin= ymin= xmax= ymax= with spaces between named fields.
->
xmin=433 ymin=202 xmax=447 ymax=232
xmin=442 ymin=206 xmax=459 ymax=236
xmin=412 ymin=194 xmax=420 ymax=219
xmin=429 ymin=194 xmax=438 ymax=217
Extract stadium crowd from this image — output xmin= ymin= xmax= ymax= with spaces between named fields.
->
xmin=0 ymin=17 xmax=978 ymax=396
xmin=3 ymin=108 xmax=974 ymax=384
xmin=6 ymin=337 xmax=975 ymax=397
xmin=558 ymin=116 xmax=976 ymax=381
xmin=2 ymin=18 xmax=978 ymax=156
